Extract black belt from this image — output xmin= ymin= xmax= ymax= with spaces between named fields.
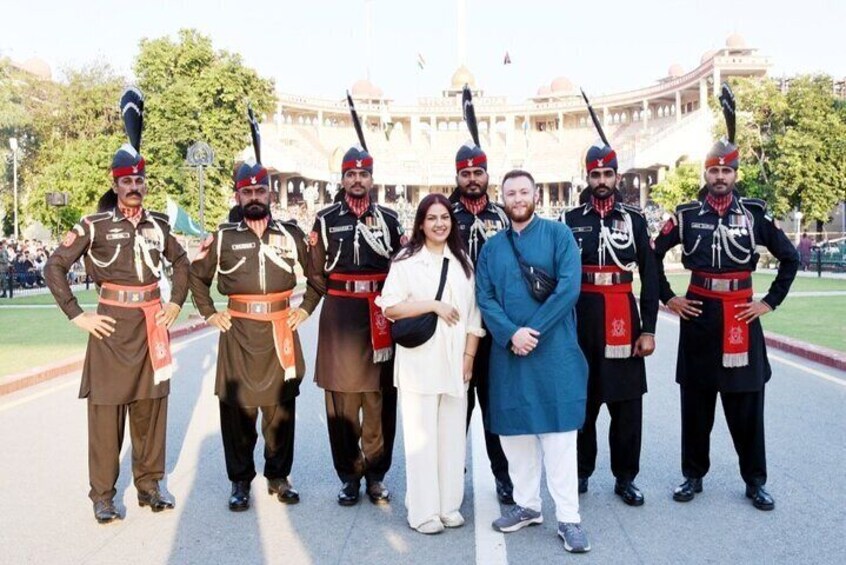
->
xmin=327 ymin=279 xmax=384 ymax=293
xmin=99 ymin=287 xmax=160 ymax=303
xmin=227 ymin=298 xmax=290 ymax=314
xmin=690 ymin=273 xmax=752 ymax=292
xmin=581 ymin=271 xmax=633 ymax=286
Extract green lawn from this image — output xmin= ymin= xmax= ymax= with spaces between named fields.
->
xmin=760 ymin=297 xmax=846 ymax=352
xmin=635 ymin=271 xmax=846 ymax=294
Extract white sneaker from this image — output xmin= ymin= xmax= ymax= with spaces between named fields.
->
xmin=414 ymin=518 xmax=445 ymax=535
xmin=440 ymin=511 xmax=465 ymax=528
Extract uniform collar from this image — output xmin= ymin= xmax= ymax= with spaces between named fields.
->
xmin=338 ymin=196 xmax=374 ymax=217
xmin=111 ymin=206 xmax=149 ymax=224
xmin=699 ymin=193 xmax=741 ymax=216
xmin=581 ymin=198 xmax=622 ymax=217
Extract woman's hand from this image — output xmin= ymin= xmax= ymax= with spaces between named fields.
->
xmin=462 ymin=353 xmax=474 ymax=383
xmin=433 ymin=301 xmax=460 ymax=326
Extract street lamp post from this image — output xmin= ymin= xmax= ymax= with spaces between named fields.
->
xmin=9 ymin=137 xmax=19 ymax=240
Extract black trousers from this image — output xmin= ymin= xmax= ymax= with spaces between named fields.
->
xmin=577 ymin=396 xmax=642 ymax=482
xmin=87 ymin=396 xmax=168 ymax=503
xmin=325 ymin=389 xmax=397 ymax=484
xmin=219 ymin=398 xmax=296 ymax=483
xmin=680 ymin=386 xmax=767 ymax=486
xmin=465 ymin=334 xmax=510 ymax=482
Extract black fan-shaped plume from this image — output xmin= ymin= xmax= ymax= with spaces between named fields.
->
xmin=247 ymin=104 xmax=262 ymax=164
xmin=346 ymin=91 xmax=368 ymax=153
xmin=462 ymin=85 xmax=480 ymax=148
xmin=120 ymin=86 xmax=144 ymax=152
xmin=719 ymin=82 xmax=736 ymax=144
xmin=580 ymin=88 xmax=609 ymax=147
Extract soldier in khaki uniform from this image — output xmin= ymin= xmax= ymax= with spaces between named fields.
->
xmin=189 ymin=108 xmax=321 ymax=511
xmin=44 ymin=88 xmax=189 ymax=524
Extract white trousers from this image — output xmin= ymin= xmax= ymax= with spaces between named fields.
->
xmin=500 ymin=431 xmax=581 ymax=524
xmin=399 ymin=389 xmax=467 ymax=528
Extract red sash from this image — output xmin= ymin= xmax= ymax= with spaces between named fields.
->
xmin=98 ymin=282 xmax=172 ymax=384
xmin=689 ymin=271 xmax=753 ymax=368
xmin=327 ymin=273 xmax=393 ymax=363
xmin=581 ymin=266 xmax=632 ymax=359
xmin=228 ymin=291 xmax=297 ymax=380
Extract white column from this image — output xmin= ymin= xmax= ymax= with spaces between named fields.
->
xmin=675 ymin=91 xmax=682 ymax=123
xmin=642 ymin=100 xmax=649 ymax=131
xmin=699 ymin=79 xmax=708 ymax=111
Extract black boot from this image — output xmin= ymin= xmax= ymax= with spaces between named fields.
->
xmin=495 ymin=477 xmax=515 ymax=505
xmin=337 ymin=480 xmax=360 ymax=506
xmin=366 ymin=480 xmax=391 ymax=505
xmin=745 ymin=484 xmax=774 ymax=511
xmin=268 ymin=477 xmax=300 ymax=505
xmin=137 ymin=484 xmax=175 ymax=512
xmin=614 ymin=480 xmax=645 ymax=506
xmin=93 ymin=499 xmax=121 ymax=524
xmin=578 ymin=477 xmax=589 ymax=494
xmin=229 ymin=480 xmax=251 ymax=512
xmin=672 ymin=478 xmax=703 ymax=502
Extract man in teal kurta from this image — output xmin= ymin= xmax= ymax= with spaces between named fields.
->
xmin=475 ymin=170 xmax=590 ymax=554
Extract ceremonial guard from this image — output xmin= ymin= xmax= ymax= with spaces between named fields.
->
xmin=44 ymin=88 xmax=189 ymax=523
xmin=189 ymin=108 xmax=320 ymax=511
xmin=562 ymin=91 xmax=658 ymax=506
xmin=653 ymin=84 xmax=799 ymax=511
xmin=308 ymin=93 xmax=404 ymax=506
xmin=450 ymin=86 xmax=513 ymax=504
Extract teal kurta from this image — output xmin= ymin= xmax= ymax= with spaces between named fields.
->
xmin=475 ymin=215 xmax=588 ymax=436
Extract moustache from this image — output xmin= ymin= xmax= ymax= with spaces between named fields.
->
xmin=126 ymin=191 xmax=143 ymax=199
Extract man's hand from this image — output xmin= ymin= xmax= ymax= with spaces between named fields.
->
xmin=433 ymin=301 xmax=460 ymax=326
xmin=72 ymin=312 xmax=116 ymax=340
xmin=206 ymin=311 xmax=232 ymax=332
xmin=510 ymin=327 xmax=540 ymax=356
xmin=667 ymin=296 xmax=703 ymax=320
xmin=633 ymin=334 xmax=655 ymax=357
xmin=287 ymin=307 xmax=309 ymax=331
xmin=155 ymin=303 xmax=181 ymax=329
xmin=734 ymin=300 xmax=772 ymax=324
xmin=462 ymin=354 xmax=474 ymax=383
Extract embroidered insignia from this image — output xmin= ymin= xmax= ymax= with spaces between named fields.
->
xmin=155 ymin=342 xmax=168 ymax=360
xmin=467 ymin=159 xmax=473 ymax=167
xmin=61 ymin=231 xmax=78 ymax=247
xmin=356 ymin=160 xmax=363 ymax=168
xmin=283 ymin=338 xmax=293 ymax=356
xmin=308 ymin=231 xmax=319 ymax=247
xmin=375 ymin=311 xmax=389 ymax=332
xmin=132 ymin=166 xmax=138 ymax=173
xmin=250 ymin=176 xmax=257 ymax=185
xmin=597 ymin=159 xmax=604 ymax=167
xmin=232 ymin=242 xmax=256 ymax=251
xmin=729 ymin=326 xmax=744 ymax=345
xmin=661 ymin=218 xmax=676 ymax=236
xmin=611 ymin=318 xmax=626 ymax=337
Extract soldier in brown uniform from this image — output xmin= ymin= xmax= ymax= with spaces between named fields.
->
xmin=307 ymin=94 xmax=405 ymax=506
xmin=44 ymin=88 xmax=189 ymax=524
xmin=189 ymin=108 xmax=321 ymax=511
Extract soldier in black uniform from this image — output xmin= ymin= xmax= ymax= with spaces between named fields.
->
xmin=45 ymin=88 xmax=188 ymax=523
xmin=189 ymin=108 xmax=320 ymax=511
xmin=307 ymin=95 xmax=404 ymax=506
xmin=562 ymin=97 xmax=658 ymax=506
xmin=450 ymin=86 xmax=513 ymax=504
xmin=652 ymin=84 xmax=799 ymax=511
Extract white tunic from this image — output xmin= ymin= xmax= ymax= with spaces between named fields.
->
xmin=377 ymin=245 xmax=485 ymax=398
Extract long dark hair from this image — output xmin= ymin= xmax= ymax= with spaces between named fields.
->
xmin=395 ymin=193 xmax=473 ymax=278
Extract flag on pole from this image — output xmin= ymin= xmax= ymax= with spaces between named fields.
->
xmin=166 ymin=197 xmax=204 ymax=236
xmin=503 ymin=51 xmax=512 ymax=65
xmin=417 ymin=53 xmax=426 ymax=70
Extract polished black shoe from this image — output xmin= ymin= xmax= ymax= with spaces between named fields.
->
xmin=268 ymin=478 xmax=300 ymax=505
xmin=138 ymin=485 xmax=175 ymax=512
xmin=366 ymin=481 xmax=391 ymax=505
xmin=578 ymin=477 xmax=589 ymax=494
xmin=337 ymin=480 xmax=360 ymax=506
xmin=228 ymin=480 xmax=251 ymax=512
xmin=93 ymin=499 xmax=121 ymax=524
xmin=745 ymin=485 xmax=775 ymax=511
xmin=614 ymin=480 xmax=645 ymax=506
xmin=495 ymin=477 xmax=515 ymax=505
xmin=673 ymin=478 xmax=703 ymax=502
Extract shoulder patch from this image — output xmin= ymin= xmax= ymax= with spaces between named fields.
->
xmin=83 ymin=211 xmax=113 ymax=224
xmin=61 ymin=230 xmax=78 ymax=247
xmin=148 ymin=210 xmax=169 ymax=221
xmin=376 ymin=205 xmax=399 ymax=219
xmin=308 ymin=231 xmax=319 ymax=247
xmin=660 ymin=217 xmax=677 ymax=235
xmin=218 ymin=222 xmax=239 ymax=230
xmin=739 ymin=197 xmax=767 ymax=210
xmin=620 ymin=203 xmax=645 ymax=216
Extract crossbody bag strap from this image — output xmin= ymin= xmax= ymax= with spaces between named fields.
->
xmin=506 ymin=230 xmax=532 ymax=272
xmin=435 ymin=257 xmax=450 ymax=300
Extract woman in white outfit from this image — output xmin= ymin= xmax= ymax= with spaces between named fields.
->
xmin=377 ymin=193 xmax=484 ymax=534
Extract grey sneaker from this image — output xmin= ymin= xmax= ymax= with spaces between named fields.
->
xmin=492 ymin=505 xmax=543 ymax=532
xmin=558 ymin=522 xmax=591 ymax=553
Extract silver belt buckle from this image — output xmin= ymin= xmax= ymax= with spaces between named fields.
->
xmin=594 ymin=272 xmax=613 ymax=286
xmin=354 ymin=280 xmax=372 ymax=293
xmin=710 ymin=279 xmax=731 ymax=292
xmin=130 ymin=291 xmax=143 ymax=302
xmin=249 ymin=302 xmax=269 ymax=314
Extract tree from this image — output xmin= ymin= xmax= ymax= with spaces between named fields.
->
xmin=134 ymin=29 xmax=276 ymax=229
xmin=649 ymin=163 xmax=701 ymax=211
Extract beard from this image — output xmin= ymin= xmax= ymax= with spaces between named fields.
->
xmin=459 ymin=182 xmax=487 ymax=199
xmin=707 ymin=181 xmax=733 ymax=196
xmin=505 ymin=200 xmax=535 ymax=223
xmin=346 ymin=183 xmax=368 ymax=198
xmin=242 ymin=201 xmax=270 ymax=220
xmin=591 ymin=184 xmax=614 ymax=199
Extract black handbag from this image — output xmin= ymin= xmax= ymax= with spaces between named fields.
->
xmin=391 ymin=257 xmax=450 ymax=348
xmin=506 ymin=230 xmax=557 ymax=303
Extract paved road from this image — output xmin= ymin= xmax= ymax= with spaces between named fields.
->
xmin=1 ymin=311 xmax=844 ymax=564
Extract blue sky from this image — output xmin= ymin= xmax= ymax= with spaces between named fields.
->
xmin=2 ymin=0 xmax=844 ymax=102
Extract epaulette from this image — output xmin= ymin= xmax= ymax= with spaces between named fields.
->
xmin=148 ymin=210 xmax=169 ymax=222
xmin=316 ymin=203 xmax=341 ymax=218
xmin=275 ymin=219 xmax=304 ymax=237
xmin=620 ymin=203 xmax=645 ymax=216
xmin=376 ymin=204 xmax=399 ymax=219
xmin=676 ymin=201 xmax=701 ymax=215
xmin=739 ymin=197 xmax=767 ymax=210
xmin=217 ymin=221 xmax=239 ymax=230
xmin=82 ymin=210 xmax=113 ymax=224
